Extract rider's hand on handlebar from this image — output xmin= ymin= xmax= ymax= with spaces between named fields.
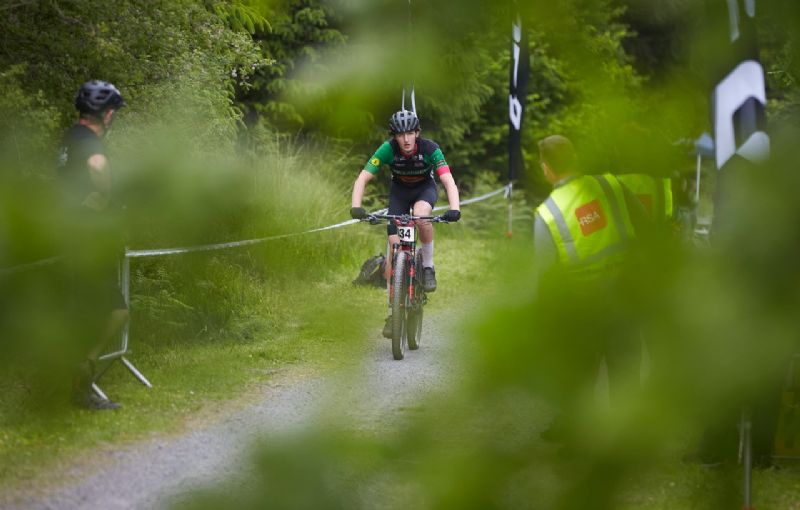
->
xmin=443 ymin=209 xmax=461 ymax=222
xmin=350 ymin=207 xmax=368 ymax=220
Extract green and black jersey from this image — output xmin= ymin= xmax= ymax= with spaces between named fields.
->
xmin=364 ymin=137 xmax=450 ymax=185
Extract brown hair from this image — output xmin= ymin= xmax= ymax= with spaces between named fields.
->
xmin=538 ymin=135 xmax=576 ymax=175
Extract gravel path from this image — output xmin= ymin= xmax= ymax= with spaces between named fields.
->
xmin=8 ymin=309 xmax=461 ymax=510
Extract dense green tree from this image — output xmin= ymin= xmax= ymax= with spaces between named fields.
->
xmin=0 ymin=0 xmax=265 ymax=173
xmin=237 ymin=0 xmax=346 ymax=131
xmin=238 ymin=0 xmax=651 ymax=191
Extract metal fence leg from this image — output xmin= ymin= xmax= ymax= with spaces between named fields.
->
xmin=121 ymin=255 xmax=130 ymax=353
xmin=121 ymin=356 xmax=152 ymax=388
xmin=121 ymin=256 xmax=153 ymax=388
xmin=91 ymin=383 xmax=109 ymax=401
xmin=97 ymin=255 xmax=154 ymax=388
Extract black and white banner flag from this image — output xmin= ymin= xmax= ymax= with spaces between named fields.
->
xmin=712 ymin=0 xmax=769 ymax=171
xmin=508 ymin=11 xmax=530 ymax=182
xmin=710 ymin=0 xmax=770 ymax=239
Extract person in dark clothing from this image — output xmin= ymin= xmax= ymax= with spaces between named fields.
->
xmin=57 ymin=80 xmax=127 ymax=410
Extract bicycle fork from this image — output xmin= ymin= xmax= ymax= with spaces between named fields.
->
xmin=408 ymin=261 xmax=416 ymax=303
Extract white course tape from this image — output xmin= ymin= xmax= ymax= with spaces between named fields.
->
xmin=0 ymin=255 xmax=62 ymax=276
xmin=432 ymin=184 xmax=511 ymax=211
xmin=2 ymin=185 xmax=510 ymax=267
xmin=125 ymin=218 xmax=362 ymax=258
xmin=126 ymin=206 xmax=393 ymax=258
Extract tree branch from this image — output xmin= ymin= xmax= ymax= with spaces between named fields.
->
xmin=0 ymin=0 xmax=37 ymax=11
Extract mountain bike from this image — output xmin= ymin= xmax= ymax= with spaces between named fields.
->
xmin=362 ymin=212 xmax=450 ymax=360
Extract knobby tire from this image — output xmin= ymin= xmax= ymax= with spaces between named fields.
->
xmin=407 ymin=252 xmax=424 ymax=350
xmin=391 ymin=251 xmax=409 ymax=360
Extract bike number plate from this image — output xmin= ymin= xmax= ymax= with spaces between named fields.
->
xmin=397 ymin=226 xmax=415 ymax=244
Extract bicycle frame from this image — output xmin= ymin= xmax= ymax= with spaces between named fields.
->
xmin=390 ymin=216 xmax=421 ymax=304
xmin=369 ymin=213 xmax=442 ymax=300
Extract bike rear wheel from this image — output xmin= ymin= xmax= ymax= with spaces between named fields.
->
xmin=391 ymin=251 xmax=409 ymax=360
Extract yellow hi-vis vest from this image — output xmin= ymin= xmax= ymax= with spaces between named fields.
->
xmin=536 ymin=174 xmax=636 ymax=276
xmin=616 ymin=174 xmax=673 ymax=224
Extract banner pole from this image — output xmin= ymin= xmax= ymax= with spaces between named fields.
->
xmin=506 ymin=182 xmax=514 ymax=237
xmin=695 ymin=152 xmax=701 ymax=205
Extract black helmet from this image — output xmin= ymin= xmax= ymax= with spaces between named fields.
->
xmin=389 ymin=109 xmax=420 ymax=134
xmin=75 ymin=80 xmax=126 ymax=114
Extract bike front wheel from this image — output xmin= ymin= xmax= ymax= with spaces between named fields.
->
xmin=391 ymin=251 xmax=409 ymax=360
xmin=406 ymin=303 xmax=423 ymax=350
xmin=407 ymin=252 xmax=424 ymax=350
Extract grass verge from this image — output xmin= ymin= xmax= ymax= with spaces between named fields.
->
xmin=5 ymin=192 xmax=798 ymax=510
xmin=0 ymin=240 xmax=384 ymax=498
xmin=0 ymin=214 xmax=507 ymax=501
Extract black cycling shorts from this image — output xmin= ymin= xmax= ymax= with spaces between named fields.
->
xmin=386 ymin=178 xmax=438 ymax=235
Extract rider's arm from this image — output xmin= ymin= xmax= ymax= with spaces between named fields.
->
xmin=353 ymin=141 xmax=393 ymax=207
xmin=439 ymin=172 xmax=460 ymax=211
xmin=83 ymin=153 xmax=111 ymax=212
xmin=428 ymin=146 xmax=459 ymax=211
xmin=351 ymin=170 xmax=374 ymax=208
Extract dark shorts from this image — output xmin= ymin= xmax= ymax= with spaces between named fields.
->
xmin=97 ymin=255 xmax=128 ymax=311
xmin=105 ymin=278 xmax=128 ymax=311
xmin=59 ymin=257 xmax=128 ymax=313
xmin=387 ymin=179 xmax=438 ymax=235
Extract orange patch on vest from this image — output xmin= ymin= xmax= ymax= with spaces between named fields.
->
xmin=637 ymin=194 xmax=653 ymax=217
xmin=575 ymin=200 xmax=607 ymax=236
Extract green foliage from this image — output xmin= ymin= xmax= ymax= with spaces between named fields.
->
xmin=1 ymin=0 xmax=799 ymax=507
xmin=173 ymin=135 xmax=800 ymax=510
xmin=0 ymin=66 xmax=63 ymax=177
xmin=206 ymin=0 xmax=271 ymax=34
xmin=759 ymin=3 xmax=800 ymax=129
xmin=114 ymin=129 xmax=374 ymax=345
xmin=0 ymin=267 xmax=381 ymax=493
xmin=245 ymin=0 xmax=660 ymax=191
xmin=0 ymin=0 xmax=265 ymax=155
xmin=239 ymin=0 xmax=346 ymax=130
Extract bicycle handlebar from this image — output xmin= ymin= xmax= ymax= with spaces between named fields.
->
xmin=361 ymin=212 xmax=449 ymax=225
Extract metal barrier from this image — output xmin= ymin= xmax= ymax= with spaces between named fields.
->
xmin=115 ymin=216 xmax=372 ymax=388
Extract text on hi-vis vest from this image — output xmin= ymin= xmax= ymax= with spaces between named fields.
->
xmin=575 ymin=200 xmax=607 ymax=236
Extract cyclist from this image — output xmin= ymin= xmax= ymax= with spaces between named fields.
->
xmin=350 ymin=109 xmax=461 ymax=337
xmin=57 ymin=80 xmax=127 ymax=410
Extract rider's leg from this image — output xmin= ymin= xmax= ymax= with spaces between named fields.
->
xmin=413 ymin=200 xmax=438 ymax=292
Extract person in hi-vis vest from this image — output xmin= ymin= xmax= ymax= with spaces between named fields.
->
xmin=616 ymin=173 xmax=674 ymax=228
xmin=533 ymin=135 xmax=647 ymax=283
xmin=532 ymin=135 xmax=649 ymax=444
